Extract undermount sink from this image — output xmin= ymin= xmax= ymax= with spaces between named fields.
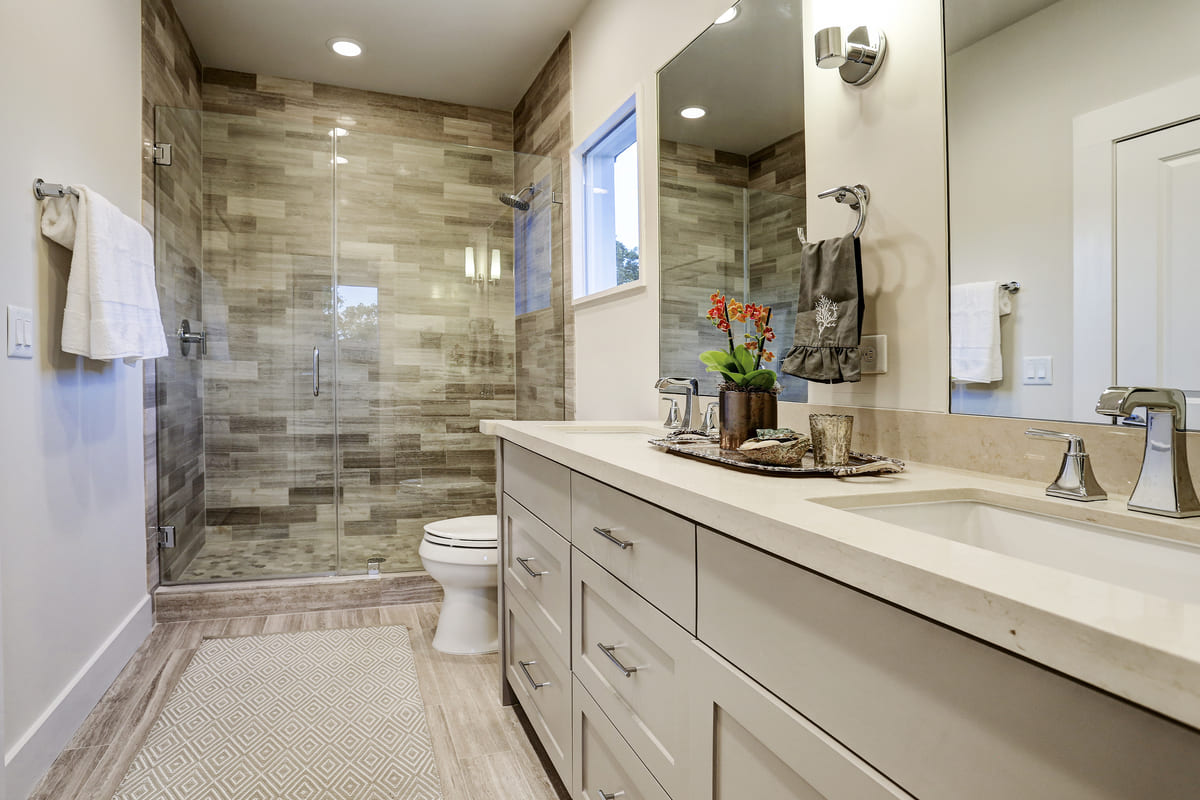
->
xmin=824 ymin=493 xmax=1200 ymax=605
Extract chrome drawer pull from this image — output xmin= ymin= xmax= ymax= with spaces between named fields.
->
xmin=518 ymin=659 xmax=550 ymax=690
xmin=597 ymin=643 xmax=638 ymax=677
xmin=596 ymin=790 xmax=626 ymax=800
xmin=593 ymin=526 xmax=634 ymax=549
xmin=516 ymin=556 xmax=548 ymax=578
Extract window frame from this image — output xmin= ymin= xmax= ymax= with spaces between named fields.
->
xmin=574 ymin=96 xmax=644 ymax=303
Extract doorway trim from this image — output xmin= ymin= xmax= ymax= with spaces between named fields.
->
xmin=1071 ymin=73 xmax=1200 ymax=421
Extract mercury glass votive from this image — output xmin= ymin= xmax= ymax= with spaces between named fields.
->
xmin=809 ymin=414 xmax=854 ymax=467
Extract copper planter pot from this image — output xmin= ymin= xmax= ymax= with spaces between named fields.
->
xmin=718 ymin=389 xmax=778 ymax=450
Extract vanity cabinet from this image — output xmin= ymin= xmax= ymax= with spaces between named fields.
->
xmin=496 ymin=440 xmax=1200 ymax=800
xmin=686 ymin=639 xmax=912 ymax=800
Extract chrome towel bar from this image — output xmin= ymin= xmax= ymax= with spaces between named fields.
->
xmin=33 ymin=178 xmax=79 ymax=200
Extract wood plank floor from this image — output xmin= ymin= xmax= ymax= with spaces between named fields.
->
xmin=29 ymin=603 xmax=569 ymax=800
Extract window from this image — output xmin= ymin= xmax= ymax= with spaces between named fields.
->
xmin=580 ymin=99 xmax=640 ymax=298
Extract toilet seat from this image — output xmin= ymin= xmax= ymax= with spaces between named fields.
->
xmin=422 ymin=515 xmax=497 ymax=550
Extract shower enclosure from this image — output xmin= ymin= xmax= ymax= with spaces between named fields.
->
xmin=152 ymin=106 xmax=564 ymax=584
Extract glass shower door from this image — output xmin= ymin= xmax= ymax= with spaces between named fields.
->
xmin=155 ymin=109 xmax=340 ymax=583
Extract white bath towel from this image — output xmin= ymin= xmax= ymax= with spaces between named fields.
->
xmin=950 ymin=281 xmax=1012 ymax=383
xmin=40 ymin=186 xmax=168 ymax=361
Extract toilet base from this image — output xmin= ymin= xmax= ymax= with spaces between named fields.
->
xmin=432 ymin=585 xmax=498 ymax=655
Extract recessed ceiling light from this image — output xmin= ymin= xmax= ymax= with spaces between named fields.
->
xmin=680 ymin=106 xmax=708 ymax=119
xmin=332 ymin=156 xmax=349 ymax=165
xmin=329 ymin=127 xmax=348 ymax=137
xmin=328 ymin=38 xmax=363 ymax=57
xmin=714 ymin=6 xmax=739 ymax=24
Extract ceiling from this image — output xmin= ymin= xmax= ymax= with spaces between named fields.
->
xmin=171 ymin=0 xmax=590 ymax=110
xmin=657 ymin=0 xmax=804 ymax=156
xmin=944 ymin=0 xmax=1061 ymax=54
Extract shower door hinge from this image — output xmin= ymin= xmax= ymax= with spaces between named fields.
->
xmin=153 ymin=525 xmax=176 ymax=548
xmin=152 ymin=143 xmax=172 ymax=167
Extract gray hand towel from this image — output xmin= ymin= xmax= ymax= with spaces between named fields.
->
xmin=780 ymin=233 xmax=864 ymax=384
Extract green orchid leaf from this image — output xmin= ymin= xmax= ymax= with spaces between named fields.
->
xmin=743 ymin=369 xmax=778 ymax=390
xmin=733 ymin=345 xmax=756 ymax=373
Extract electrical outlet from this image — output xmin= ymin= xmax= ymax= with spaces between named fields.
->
xmin=861 ymin=334 xmax=887 ymax=374
xmin=7 ymin=305 xmax=33 ymax=359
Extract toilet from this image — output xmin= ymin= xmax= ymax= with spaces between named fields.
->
xmin=419 ymin=515 xmax=499 ymax=655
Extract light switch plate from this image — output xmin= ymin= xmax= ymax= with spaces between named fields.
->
xmin=1023 ymin=355 xmax=1053 ymax=385
xmin=7 ymin=305 xmax=33 ymax=359
xmin=861 ymin=334 xmax=887 ymax=374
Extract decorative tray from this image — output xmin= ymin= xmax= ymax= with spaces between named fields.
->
xmin=647 ymin=436 xmax=905 ymax=477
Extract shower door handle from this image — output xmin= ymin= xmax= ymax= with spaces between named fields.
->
xmin=313 ymin=347 xmax=320 ymax=397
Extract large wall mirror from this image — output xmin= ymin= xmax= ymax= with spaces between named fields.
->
xmin=657 ymin=0 xmax=808 ymax=400
xmin=946 ymin=0 xmax=1200 ymax=430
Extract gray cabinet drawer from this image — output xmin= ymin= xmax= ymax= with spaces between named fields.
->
xmin=505 ymin=588 xmax=571 ymax=785
xmin=573 ymin=676 xmax=671 ymax=800
xmin=570 ymin=472 xmax=696 ymax=630
xmin=502 ymin=494 xmax=570 ymax=663
xmin=502 ymin=442 xmax=571 ymax=535
xmin=697 ymin=527 xmax=1200 ymax=800
xmin=572 ymin=549 xmax=693 ymax=798
xmin=688 ymin=640 xmax=913 ymax=800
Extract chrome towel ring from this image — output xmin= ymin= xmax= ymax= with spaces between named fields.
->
xmin=817 ymin=183 xmax=870 ymax=237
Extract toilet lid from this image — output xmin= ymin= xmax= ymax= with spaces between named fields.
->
xmin=423 ymin=515 xmax=498 ymax=543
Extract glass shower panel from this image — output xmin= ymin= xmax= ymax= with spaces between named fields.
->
xmin=513 ymin=152 xmax=567 ymax=420
xmin=156 ymin=110 xmax=339 ymax=583
xmin=332 ymin=132 xmax=533 ymax=574
xmin=153 ymin=106 xmax=206 ymax=582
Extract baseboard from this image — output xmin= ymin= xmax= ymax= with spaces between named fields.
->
xmin=154 ymin=572 xmax=443 ymax=622
xmin=5 ymin=594 xmax=153 ymax=799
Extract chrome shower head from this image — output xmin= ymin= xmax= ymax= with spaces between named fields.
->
xmin=498 ymin=184 xmax=536 ymax=211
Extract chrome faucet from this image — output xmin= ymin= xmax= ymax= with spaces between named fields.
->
xmin=1025 ymin=429 xmax=1106 ymax=502
xmin=1095 ymin=386 xmax=1200 ymax=518
xmin=655 ymin=377 xmax=698 ymax=430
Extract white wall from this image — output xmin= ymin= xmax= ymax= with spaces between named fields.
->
xmin=0 ymin=1 xmax=152 ymax=796
xmin=948 ymin=0 xmax=1200 ymax=422
xmin=570 ymin=0 xmax=950 ymax=419
xmin=570 ymin=0 xmax=731 ymax=420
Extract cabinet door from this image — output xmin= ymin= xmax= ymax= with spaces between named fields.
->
xmin=572 ymin=549 xmax=693 ymax=798
xmin=573 ymin=676 xmax=672 ymax=800
xmin=688 ymin=641 xmax=912 ymax=800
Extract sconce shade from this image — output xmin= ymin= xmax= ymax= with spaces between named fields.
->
xmin=490 ymin=249 xmax=501 ymax=281
xmin=814 ymin=25 xmax=887 ymax=86
xmin=465 ymin=246 xmax=475 ymax=279
xmin=814 ymin=27 xmax=847 ymax=68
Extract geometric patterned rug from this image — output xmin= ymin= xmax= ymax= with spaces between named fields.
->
xmin=111 ymin=626 xmax=443 ymax=799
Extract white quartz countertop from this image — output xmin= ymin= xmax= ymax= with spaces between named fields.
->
xmin=482 ymin=419 xmax=1200 ymax=731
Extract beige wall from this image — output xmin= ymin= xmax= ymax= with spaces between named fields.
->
xmin=0 ymin=0 xmax=152 ymax=796
xmin=800 ymin=0 xmax=948 ymax=413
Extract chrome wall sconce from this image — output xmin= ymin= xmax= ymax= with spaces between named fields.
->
xmin=814 ymin=26 xmax=887 ymax=86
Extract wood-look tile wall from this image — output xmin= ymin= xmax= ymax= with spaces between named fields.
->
xmin=194 ymin=69 xmax=518 ymax=575
xmin=513 ymin=34 xmax=572 ymax=420
xmin=142 ymin=0 xmax=203 ymax=592
xmin=659 ymin=140 xmax=749 ymax=395
xmin=658 ymin=131 xmax=807 ymax=397
xmin=748 ymin=130 xmax=807 ymax=401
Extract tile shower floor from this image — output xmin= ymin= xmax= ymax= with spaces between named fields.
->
xmin=177 ymin=531 xmax=423 ymax=582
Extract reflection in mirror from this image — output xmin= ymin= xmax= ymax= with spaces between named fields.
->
xmin=657 ymin=0 xmax=808 ymax=399
xmin=946 ymin=0 xmax=1200 ymax=430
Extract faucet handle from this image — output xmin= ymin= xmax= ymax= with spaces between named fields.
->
xmin=1025 ymin=428 xmax=1107 ymax=502
xmin=663 ymin=398 xmax=682 ymax=429
xmin=702 ymin=401 xmax=720 ymax=437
